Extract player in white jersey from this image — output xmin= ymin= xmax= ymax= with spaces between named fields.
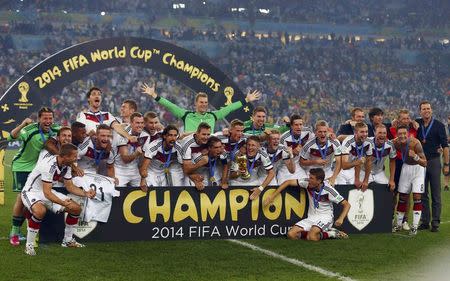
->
xmin=117 ymin=99 xmax=137 ymax=124
xmin=190 ymin=136 xmax=229 ymax=190
xmin=392 ymin=125 xmax=427 ymax=235
xmin=300 ymin=120 xmax=342 ymax=186
xmin=140 ymin=125 xmax=184 ymax=189
xmin=144 ymin=111 xmax=163 ymax=143
xmin=279 ymin=114 xmax=314 ymax=181
xmin=263 ymin=129 xmax=294 ymax=185
xmin=181 ymin=122 xmax=211 ymax=185
xmin=265 ymin=168 xmax=351 ymax=241
xmin=366 ymin=124 xmax=396 ymax=189
xmin=20 ymin=144 xmax=96 ymax=255
xmin=229 ymin=135 xmax=275 ymax=200
xmin=215 ymin=119 xmax=246 ymax=163
xmin=76 ymin=87 xmax=136 ymax=142
xmin=114 ymin=113 xmax=149 ymax=187
xmin=337 ymin=122 xmax=374 ymax=190
xmin=77 ymin=124 xmax=117 ymax=183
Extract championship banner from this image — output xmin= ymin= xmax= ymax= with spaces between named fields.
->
xmin=40 ymin=183 xmax=392 ymax=242
xmin=0 ymin=37 xmax=251 ymax=149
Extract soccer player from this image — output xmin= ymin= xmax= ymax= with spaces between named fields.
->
xmin=366 ymin=124 xmax=396 ymax=189
xmin=337 ymin=122 xmax=373 ymax=190
xmin=229 ymin=135 xmax=275 ymax=200
xmin=279 ymin=114 xmax=314 ymax=181
xmin=117 ymin=99 xmax=137 ymax=124
xmin=115 ymin=113 xmax=149 ymax=187
xmin=243 ymin=107 xmax=290 ymax=137
xmin=389 ymin=109 xmax=418 ymax=230
xmin=77 ymin=124 xmax=116 ymax=182
xmin=21 ymin=143 xmax=96 ymax=255
xmin=76 ymin=87 xmax=136 ymax=142
xmin=8 ymin=107 xmax=60 ymax=246
xmin=71 ymin=121 xmax=88 ymax=147
xmin=181 ymin=122 xmax=211 ymax=185
xmin=141 ymin=82 xmax=261 ymax=132
xmin=215 ymin=119 xmax=246 ymax=162
xmin=263 ymin=129 xmax=294 ymax=185
xmin=392 ymin=125 xmax=427 ymax=235
xmin=264 ymin=168 xmax=350 ymax=241
xmin=140 ymin=125 xmax=183 ymax=189
xmin=300 ymin=120 xmax=341 ymax=186
xmin=337 ymin=107 xmax=365 ymax=141
xmin=143 ymin=111 xmax=163 ymax=142
xmin=188 ymin=136 xmax=229 ymax=190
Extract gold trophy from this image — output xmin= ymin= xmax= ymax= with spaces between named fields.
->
xmin=236 ymin=154 xmax=251 ymax=180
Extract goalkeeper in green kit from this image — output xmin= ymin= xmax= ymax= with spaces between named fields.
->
xmin=140 ymin=82 xmax=261 ymax=132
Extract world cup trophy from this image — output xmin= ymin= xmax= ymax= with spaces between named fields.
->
xmin=236 ymin=154 xmax=251 ymax=180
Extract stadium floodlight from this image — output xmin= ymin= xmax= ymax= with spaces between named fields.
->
xmin=62 ymin=10 xmax=68 ymax=14
xmin=16 ymin=9 xmax=19 ymax=12
xmin=202 ymin=1 xmax=206 ymax=4
xmin=173 ymin=3 xmax=186 ymax=9
xmin=259 ymin=9 xmax=270 ymax=14
xmin=100 ymin=11 xmax=106 ymax=16
xmin=238 ymin=8 xmax=246 ymax=12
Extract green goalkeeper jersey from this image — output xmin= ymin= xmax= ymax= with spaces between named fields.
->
xmin=155 ymin=96 xmax=244 ymax=132
xmin=8 ymin=122 xmax=60 ymax=172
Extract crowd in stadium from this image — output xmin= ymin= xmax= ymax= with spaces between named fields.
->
xmin=1 ymin=1 xmax=449 ymax=256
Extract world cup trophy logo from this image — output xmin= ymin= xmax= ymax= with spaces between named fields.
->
xmin=223 ymin=87 xmax=234 ymax=105
xmin=18 ymin=82 xmax=30 ymax=103
xmin=236 ymin=154 xmax=251 ymax=180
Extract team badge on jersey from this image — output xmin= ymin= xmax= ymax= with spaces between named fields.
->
xmin=347 ymin=189 xmax=374 ymax=231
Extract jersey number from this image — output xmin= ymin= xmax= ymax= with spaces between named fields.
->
xmin=90 ymin=183 xmax=105 ymax=201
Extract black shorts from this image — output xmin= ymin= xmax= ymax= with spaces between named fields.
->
xmin=12 ymin=171 xmax=30 ymax=192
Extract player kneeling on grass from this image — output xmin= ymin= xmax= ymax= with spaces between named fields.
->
xmin=264 ymin=168 xmax=351 ymax=241
xmin=21 ymin=143 xmax=95 ymax=255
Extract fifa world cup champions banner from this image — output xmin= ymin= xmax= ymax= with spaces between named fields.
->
xmin=0 ymin=37 xmax=251 ymax=205
xmin=40 ymin=184 xmax=393 ymax=242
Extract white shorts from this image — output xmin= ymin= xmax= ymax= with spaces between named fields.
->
xmin=398 ymin=163 xmax=425 ymax=194
xmin=116 ymin=170 xmax=141 ymax=187
xmin=295 ymin=215 xmax=333 ymax=231
xmin=146 ymin=171 xmax=170 ymax=187
xmin=171 ymin=169 xmax=185 ymax=186
xmin=21 ymin=189 xmax=69 ymax=214
xmin=336 ymin=168 xmax=356 ymax=185
xmin=358 ymin=170 xmax=389 ymax=185
xmin=277 ymin=165 xmax=307 ymax=182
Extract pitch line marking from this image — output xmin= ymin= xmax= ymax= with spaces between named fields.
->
xmin=228 ymin=239 xmax=357 ymax=281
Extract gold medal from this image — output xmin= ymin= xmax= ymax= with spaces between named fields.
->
xmin=164 ymin=168 xmax=169 ymax=174
xmin=422 ymin=139 xmax=426 ymax=144
xmin=210 ymin=176 xmax=216 ymax=184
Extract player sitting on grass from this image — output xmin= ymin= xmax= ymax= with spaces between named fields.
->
xmin=264 ymin=168 xmax=350 ymax=241
xmin=21 ymin=143 xmax=96 ymax=255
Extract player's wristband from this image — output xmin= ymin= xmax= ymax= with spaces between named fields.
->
xmin=413 ymin=155 xmax=420 ymax=161
xmin=258 ymin=186 xmax=264 ymax=192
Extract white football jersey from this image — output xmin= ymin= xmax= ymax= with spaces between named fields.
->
xmin=181 ymin=134 xmax=208 ymax=161
xmin=297 ymin=179 xmax=344 ymax=217
xmin=143 ymin=139 xmax=183 ymax=173
xmin=300 ymin=138 xmax=342 ymax=171
xmin=24 ymin=154 xmax=72 ymax=192
xmin=215 ymin=132 xmax=246 ymax=162
xmin=340 ymin=136 xmax=373 ymax=162
xmin=114 ymin=126 xmax=150 ymax=173
xmin=230 ymin=149 xmax=273 ymax=185
xmin=368 ymin=137 xmax=396 ymax=173
xmin=76 ymin=173 xmax=118 ymax=223
xmin=77 ymin=138 xmax=115 ymax=174
xmin=76 ymin=110 xmax=117 ymax=134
